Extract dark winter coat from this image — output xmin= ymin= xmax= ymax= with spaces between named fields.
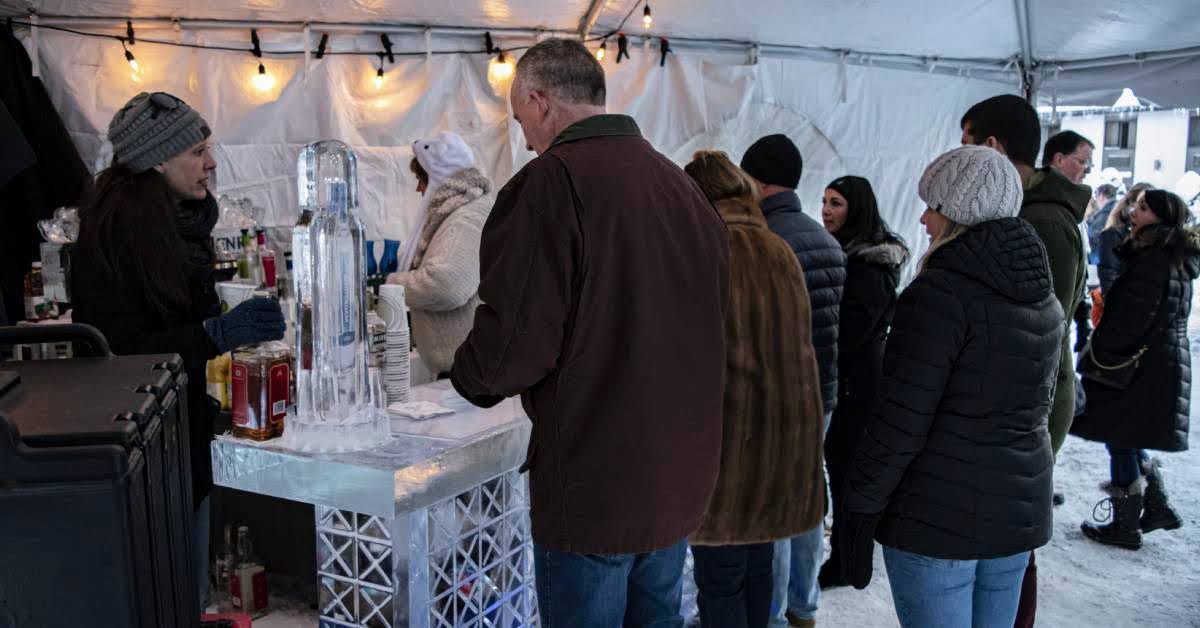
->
xmin=0 ymin=29 xmax=90 ymax=325
xmin=690 ymin=197 xmax=824 ymax=546
xmin=1071 ymin=227 xmax=1199 ymax=452
xmin=825 ymin=240 xmax=905 ymax=475
xmin=760 ymin=191 xmax=846 ymax=415
xmin=1097 ymin=225 xmax=1130 ymax=295
xmin=843 ymin=218 xmax=1064 ymax=560
xmin=71 ymin=197 xmax=222 ymax=509
xmin=1088 ymin=200 xmax=1116 ymax=255
xmin=452 ymin=115 xmax=731 ymax=555
xmin=1020 ymin=167 xmax=1091 ymax=454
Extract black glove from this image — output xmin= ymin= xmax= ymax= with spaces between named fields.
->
xmin=203 ymin=297 xmax=285 ymax=354
xmin=838 ymin=511 xmax=882 ymax=590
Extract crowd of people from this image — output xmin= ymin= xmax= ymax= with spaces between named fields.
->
xmin=68 ymin=35 xmax=1193 ymax=628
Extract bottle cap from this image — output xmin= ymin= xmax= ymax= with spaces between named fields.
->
xmin=31 ymin=262 xmax=42 ymax=269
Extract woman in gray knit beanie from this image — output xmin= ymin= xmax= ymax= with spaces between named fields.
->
xmin=72 ymin=91 xmax=284 ymax=612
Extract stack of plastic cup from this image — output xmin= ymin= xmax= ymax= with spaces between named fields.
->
xmin=377 ymin=284 xmax=411 ymax=405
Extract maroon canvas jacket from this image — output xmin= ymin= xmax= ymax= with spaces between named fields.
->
xmin=452 ymin=115 xmax=731 ymax=554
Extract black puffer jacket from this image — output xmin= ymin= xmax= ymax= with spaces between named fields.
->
xmin=843 ymin=218 xmax=1064 ymax=560
xmin=760 ymin=191 xmax=847 ymax=413
xmin=1071 ymin=227 xmax=1199 ymax=452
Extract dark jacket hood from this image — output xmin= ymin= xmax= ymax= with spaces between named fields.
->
xmin=1022 ymin=167 xmax=1091 ymax=224
xmin=928 ymin=218 xmax=1053 ymax=304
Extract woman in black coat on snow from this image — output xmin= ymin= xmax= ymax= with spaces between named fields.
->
xmin=816 ymin=176 xmax=908 ymax=589
xmin=1072 ymin=190 xmax=1197 ymax=550
xmin=837 ymin=146 xmax=1063 ymax=628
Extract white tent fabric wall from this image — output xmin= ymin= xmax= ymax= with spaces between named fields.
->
xmin=18 ymin=27 xmax=1006 ymax=271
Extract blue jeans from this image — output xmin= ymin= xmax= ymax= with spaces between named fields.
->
xmin=194 ymin=496 xmax=211 ymax=611
xmin=769 ymin=524 xmax=823 ymax=624
xmin=534 ymin=540 xmax=687 ymax=628
xmin=883 ymin=546 xmax=1030 ymax=628
xmin=1108 ymin=446 xmax=1149 ymax=488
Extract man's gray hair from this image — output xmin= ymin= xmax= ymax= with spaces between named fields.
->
xmin=515 ymin=38 xmax=606 ymax=106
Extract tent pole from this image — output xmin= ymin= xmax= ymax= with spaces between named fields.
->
xmin=577 ymin=0 xmax=605 ymax=40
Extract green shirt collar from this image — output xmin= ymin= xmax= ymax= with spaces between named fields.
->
xmin=549 ymin=114 xmax=642 ymax=149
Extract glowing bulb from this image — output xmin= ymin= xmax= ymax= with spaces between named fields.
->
xmin=252 ymin=63 xmax=276 ymax=92
xmin=124 ymin=49 xmax=140 ymax=74
xmin=643 ymin=4 xmax=653 ymax=29
xmin=375 ymin=67 xmax=385 ymax=90
xmin=596 ymin=44 xmax=606 ymax=62
xmin=488 ymin=51 xmax=515 ymax=90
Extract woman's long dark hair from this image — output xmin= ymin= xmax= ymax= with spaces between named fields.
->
xmin=1136 ymin=189 xmax=1198 ymax=269
xmin=77 ymin=164 xmax=191 ymax=315
xmin=826 ymin=176 xmax=909 ymax=259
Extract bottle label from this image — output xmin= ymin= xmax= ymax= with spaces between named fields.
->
xmin=269 ymin=361 xmax=290 ymax=427
xmin=262 ymin=253 xmax=277 ymax=288
xmin=231 ymin=362 xmax=250 ymax=426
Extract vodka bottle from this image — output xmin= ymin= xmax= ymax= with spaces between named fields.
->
xmin=310 ymin=179 xmax=369 ymax=421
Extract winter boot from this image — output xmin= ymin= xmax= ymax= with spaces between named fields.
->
xmin=1140 ymin=458 xmax=1184 ymax=534
xmin=1081 ymin=479 xmax=1144 ymax=550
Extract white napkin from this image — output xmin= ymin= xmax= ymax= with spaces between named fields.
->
xmin=387 ymin=400 xmax=455 ymax=421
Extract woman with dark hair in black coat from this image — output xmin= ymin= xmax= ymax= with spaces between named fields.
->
xmin=72 ymin=92 xmax=285 ymax=610
xmin=1072 ymin=189 xmax=1198 ymax=550
xmin=815 ymin=176 xmax=908 ymax=590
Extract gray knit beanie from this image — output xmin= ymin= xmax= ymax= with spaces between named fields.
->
xmin=918 ymin=145 xmax=1023 ymax=227
xmin=107 ymin=92 xmax=211 ymax=173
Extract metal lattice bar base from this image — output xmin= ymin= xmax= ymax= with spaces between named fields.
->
xmin=315 ymin=469 xmax=539 ymax=628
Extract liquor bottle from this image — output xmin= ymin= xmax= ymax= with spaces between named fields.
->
xmin=257 ymin=229 xmax=277 ymax=292
xmin=231 ymin=341 xmax=292 ymax=440
xmin=239 ymin=229 xmax=262 ymax=286
xmin=23 ymin=262 xmax=55 ymax=320
xmin=215 ymin=524 xmax=235 ymax=593
xmin=311 ymin=179 xmax=369 ymax=421
xmin=229 ymin=526 xmax=269 ymax=615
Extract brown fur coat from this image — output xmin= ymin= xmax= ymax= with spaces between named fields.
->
xmin=690 ymin=196 xmax=826 ymax=546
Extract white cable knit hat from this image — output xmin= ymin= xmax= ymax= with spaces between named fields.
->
xmin=412 ymin=132 xmax=476 ymax=188
xmin=918 ymin=145 xmax=1023 ymax=227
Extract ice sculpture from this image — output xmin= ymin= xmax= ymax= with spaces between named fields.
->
xmin=283 ymin=140 xmax=387 ymax=452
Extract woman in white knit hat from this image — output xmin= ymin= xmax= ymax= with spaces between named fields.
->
xmin=388 ymin=131 xmax=494 ymax=377
xmin=834 ymin=145 xmax=1064 ymax=628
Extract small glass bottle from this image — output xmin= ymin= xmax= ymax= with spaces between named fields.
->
xmin=258 ymin=229 xmax=277 ymax=292
xmin=231 ymin=341 xmax=293 ymax=440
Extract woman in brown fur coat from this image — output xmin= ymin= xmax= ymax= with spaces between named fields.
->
xmin=684 ymin=151 xmax=826 ymax=628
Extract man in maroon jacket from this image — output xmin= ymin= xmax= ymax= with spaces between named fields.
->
xmin=451 ymin=38 xmax=731 ymax=627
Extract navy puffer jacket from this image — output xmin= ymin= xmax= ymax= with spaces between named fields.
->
xmin=760 ymin=191 xmax=846 ymax=414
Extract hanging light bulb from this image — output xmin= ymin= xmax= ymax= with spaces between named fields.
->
xmin=596 ymin=39 xmax=607 ymax=62
xmin=488 ymin=50 xmax=515 ymax=90
xmin=375 ymin=67 xmax=385 ymax=90
xmin=643 ymin=4 xmax=653 ymax=29
xmin=124 ymin=48 xmax=140 ymax=74
xmin=252 ymin=62 xmax=275 ymax=92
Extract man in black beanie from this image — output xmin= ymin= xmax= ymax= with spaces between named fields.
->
xmin=741 ymin=134 xmax=846 ymax=626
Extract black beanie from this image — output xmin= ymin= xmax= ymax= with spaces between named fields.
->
xmin=740 ymin=134 xmax=802 ymax=189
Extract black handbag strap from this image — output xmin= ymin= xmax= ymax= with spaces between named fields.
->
xmin=1090 ymin=268 xmax=1173 ymax=368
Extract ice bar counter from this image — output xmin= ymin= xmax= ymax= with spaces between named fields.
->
xmin=211 ymin=385 xmax=537 ymax=628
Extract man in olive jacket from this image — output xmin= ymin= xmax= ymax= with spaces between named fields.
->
xmin=451 ymin=39 xmax=731 ymax=628
xmin=962 ymin=95 xmax=1090 ymax=456
xmin=961 ymin=94 xmax=1092 ymax=628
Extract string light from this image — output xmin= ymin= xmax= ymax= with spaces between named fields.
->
xmin=488 ymin=50 xmax=515 ymax=85
xmin=252 ymin=62 xmax=275 ymax=91
xmin=643 ymin=3 xmax=653 ymax=29
xmin=375 ymin=53 xmax=385 ymax=89
xmin=596 ymin=38 xmax=607 ymax=62
xmin=122 ymin=40 xmax=140 ymax=74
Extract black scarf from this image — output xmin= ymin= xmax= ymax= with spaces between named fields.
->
xmin=176 ymin=192 xmax=218 ymax=279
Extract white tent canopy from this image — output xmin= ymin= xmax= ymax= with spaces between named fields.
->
xmin=3 ymin=1 xmax=1197 ymax=262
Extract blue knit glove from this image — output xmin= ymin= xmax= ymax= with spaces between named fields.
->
xmin=203 ymin=297 xmax=285 ymax=354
